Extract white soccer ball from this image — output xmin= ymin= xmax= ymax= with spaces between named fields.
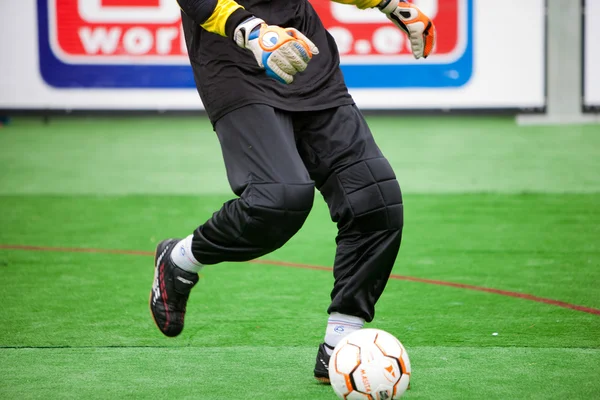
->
xmin=329 ymin=328 xmax=411 ymax=399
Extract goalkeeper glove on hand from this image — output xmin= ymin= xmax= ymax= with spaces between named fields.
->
xmin=234 ymin=17 xmax=319 ymax=84
xmin=378 ymin=0 xmax=436 ymax=59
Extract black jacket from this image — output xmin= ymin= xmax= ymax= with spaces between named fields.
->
xmin=181 ymin=0 xmax=354 ymax=124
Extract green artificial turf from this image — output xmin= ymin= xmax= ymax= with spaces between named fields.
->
xmin=2 ymin=116 xmax=600 ymax=195
xmin=0 ymin=116 xmax=599 ymax=399
xmin=1 ymin=347 xmax=598 ymax=399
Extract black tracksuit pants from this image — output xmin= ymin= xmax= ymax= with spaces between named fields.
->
xmin=191 ymin=104 xmax=403 ymax=322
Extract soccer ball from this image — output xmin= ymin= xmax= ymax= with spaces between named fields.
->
xmin=329 ymin=328 xmax=411 ymax=399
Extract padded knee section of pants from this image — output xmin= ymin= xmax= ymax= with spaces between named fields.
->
xmin=242 ymin=182 xmax=314 ymax=249
xmin=322 ymin=157 xmax=403 ymax=233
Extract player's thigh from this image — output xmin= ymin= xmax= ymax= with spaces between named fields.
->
xmin=294 ymin=105 xmax=402 ymax=232
xmin=215 ymin=104 xmax=311 ymax=195
xmin=293 ymin=105 xmax=384 ymax=186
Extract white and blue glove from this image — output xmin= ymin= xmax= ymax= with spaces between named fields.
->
xmin=234 ymin=17 xmax=319 ymax=84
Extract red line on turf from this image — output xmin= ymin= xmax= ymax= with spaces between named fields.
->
xmin=1 ymin=244 xmax=599 ymax=316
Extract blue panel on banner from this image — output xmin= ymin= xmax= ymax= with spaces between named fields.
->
xmin=38 ymin=0 xmax=472 ymax=89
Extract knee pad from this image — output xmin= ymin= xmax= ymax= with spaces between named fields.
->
xmin=321 ymin=158 xmax=403 ymax=233
xmin=242 ymin=182 xmax=315 ymax=249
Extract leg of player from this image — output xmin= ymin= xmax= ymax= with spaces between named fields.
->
xmin=293 ymin=105 xmax=403 ymax=383
xmin=150 ymin=104 xmax=315 ymax=337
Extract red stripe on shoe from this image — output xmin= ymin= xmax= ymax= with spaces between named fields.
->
xmin=159 ymin=262 xmax=170 ymax=332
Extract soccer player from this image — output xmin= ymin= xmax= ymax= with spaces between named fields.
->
xmin=150 ymin=0 xmax=435 ymax=383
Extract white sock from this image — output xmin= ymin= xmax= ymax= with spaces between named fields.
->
xmin=324 ymin=312 xmax=365 ymax=355
xmin=170 ymin=235 xmax=203 ymax=273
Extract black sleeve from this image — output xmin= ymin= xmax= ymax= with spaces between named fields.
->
xmin=177 ymin=0 xmax=218 ymax=25
xmin=177 ymin=0 xmax=254 ymax=39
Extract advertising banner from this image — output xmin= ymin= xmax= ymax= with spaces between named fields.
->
xmin=38 ymin=0 xmax=471 ymax=89
xmin=0 ymin=0 xmax=546 ymax=110
xmin=310 ymin=0 xmax=471 ymax=88
xmin=39 ymin=0 xmax=193 ymax=88
xmin=584 ymin=0 xmax=600 ymax=109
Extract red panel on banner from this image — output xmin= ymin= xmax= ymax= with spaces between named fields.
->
xmin=310 ymin=0 xmax=458 ymax=56
xmin=54 ymin=0 xmax=185 ymax=57
xmin=101 ymin=0 xmax=160 ymax=6
xmin=51 ymin=0 xmax=460 ymax=59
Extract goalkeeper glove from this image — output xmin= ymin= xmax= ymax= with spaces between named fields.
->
xmin=378 ymin=0 xmax=436 ymax=59
xmin=234 ymin=17 xmax=319 ymax=84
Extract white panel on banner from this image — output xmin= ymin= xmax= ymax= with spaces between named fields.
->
xmin=0 ymin=0 xmax=545 ymax=110
xmin=584 ymin=0 xmax=600 ymax=108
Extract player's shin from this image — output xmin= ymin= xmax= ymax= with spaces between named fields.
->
xmin=324 ymin=312 xmax=366 ymax=352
